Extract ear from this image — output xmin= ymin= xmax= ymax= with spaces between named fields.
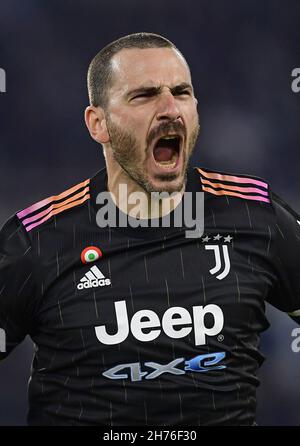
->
xmin=84 ymin=105 xmax=110 ymax=144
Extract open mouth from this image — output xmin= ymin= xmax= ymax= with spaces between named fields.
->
xmin=152 ymin=135 xmax=182 ymax=169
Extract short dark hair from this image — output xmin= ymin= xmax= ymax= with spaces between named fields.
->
xmin=87 ymin=32 xmax=183 ymax=109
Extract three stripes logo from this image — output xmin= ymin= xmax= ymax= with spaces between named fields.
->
xmin=205 ymin=245 xmax=231 ymax=280
xmin=197 ymin=167 xmax=270 ymax=204
xmin=77 ymin=265 xmax=111 ymax=290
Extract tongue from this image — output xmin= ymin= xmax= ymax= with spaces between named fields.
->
xmin=153 ymin=146 xmax=175 ymax=162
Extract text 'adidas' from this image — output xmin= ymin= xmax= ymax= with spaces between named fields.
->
xmin=77 ymin=265 xmax=111 ymax=290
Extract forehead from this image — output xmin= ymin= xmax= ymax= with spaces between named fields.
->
xmin=110 ymin=47 xmax=192 ymax=93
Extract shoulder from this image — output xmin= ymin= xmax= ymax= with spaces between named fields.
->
xmin=194 ymin=166 xmax=270 ymax=204
xmin=270 ymin=190 xmax=300 ymax=222
xmin=270 ymin=190 xmax=300 ymax=238
xmin=0 ymin=213 xmax=30 ymax=255
xmin=193 ymin=166 xmax=300 ymax=233
xmin=16 ymin=177 xmax=91 ymax=233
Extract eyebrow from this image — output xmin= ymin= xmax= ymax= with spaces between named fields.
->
xmin=126 ymin=82 xmax=193 ymax=99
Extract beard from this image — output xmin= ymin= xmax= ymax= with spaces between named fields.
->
xmin=105 ymin=114 xmax=200 ymax=194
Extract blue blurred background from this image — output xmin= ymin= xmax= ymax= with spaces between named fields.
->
xmin=0 ymin=0 xmax=299 ymax=426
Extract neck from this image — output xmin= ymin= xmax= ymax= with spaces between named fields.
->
xmin=104 ymin=148 xmax=185 ymax=220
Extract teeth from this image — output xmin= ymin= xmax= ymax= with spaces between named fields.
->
xmin=155 ymin=161 xmax=177 ymax=169
xmin=161 ymin=135 xmax=177 ymax=140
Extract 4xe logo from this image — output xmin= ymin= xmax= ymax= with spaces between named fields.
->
xmin=103 ymin=352 xmax=226 ymax=381
xmin=95 ymin=300 xmax=224 ymax=346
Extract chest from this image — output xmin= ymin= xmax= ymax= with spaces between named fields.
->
xmin=34 ymin=226 xmax=275 ymax=348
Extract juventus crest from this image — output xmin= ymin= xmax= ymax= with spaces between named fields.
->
xmin=202 ymin=234 xmax=233 ymax=280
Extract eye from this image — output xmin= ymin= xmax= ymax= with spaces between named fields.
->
xmin=132 ymin=93 xmax=148 ymax=99
xmin=176 ymin=90 xmax=191 ymax=96
xmin=131 ymin=91 xmax=156 ymax=101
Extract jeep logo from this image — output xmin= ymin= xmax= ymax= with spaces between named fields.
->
xmin=95 ymin=300 xmax=224 ymax=346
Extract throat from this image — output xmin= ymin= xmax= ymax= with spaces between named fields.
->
xmin=153 ymin=146 xmax=178 ymax=167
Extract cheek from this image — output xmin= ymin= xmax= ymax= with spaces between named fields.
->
xmin=185 ymin=106 xmax=199 ymax=131
xmin=109 ymin=109 xmax=132 ymax=129
xmin=110 ymin=109 xmax=148 ymax=137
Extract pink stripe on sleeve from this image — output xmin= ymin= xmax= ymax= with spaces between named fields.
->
xmin=198 ymin=168 xmax=269 ymax=189
xmin=200 ymin=178 xmax=269 ymax=196
xmin=202 ymin=186 xmax=271 ymax=203
xmin=22 ymin=187 xmax=90 ymax=226
xmin=17 ymin=178 xmax=90 ymax=219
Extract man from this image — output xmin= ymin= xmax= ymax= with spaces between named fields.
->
xmin=0 ymin=32 xmax=299 ymax=426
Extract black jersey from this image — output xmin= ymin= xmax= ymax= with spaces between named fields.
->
xmin=0 ymin=166 xmax=300 ymax=426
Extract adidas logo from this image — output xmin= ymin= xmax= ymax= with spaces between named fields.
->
xmin=77 ymin=265 xmax=111 ymax=290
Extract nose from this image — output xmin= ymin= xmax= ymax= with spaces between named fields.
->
xmin=156 ymin=90 xmax=181 ymax=121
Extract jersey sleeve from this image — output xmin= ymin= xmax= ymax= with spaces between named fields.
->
xmin=266 ymin=190 xmax=300 ymax=323
xmin=0 ymin=214 xmax=37 ymax=361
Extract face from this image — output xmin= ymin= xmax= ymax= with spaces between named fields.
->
xmin=104 ymin=47 xmax=200 ymax=193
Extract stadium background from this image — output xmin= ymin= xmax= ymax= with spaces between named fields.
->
xmin=0 ymin=0 xmax=299 ymax=425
